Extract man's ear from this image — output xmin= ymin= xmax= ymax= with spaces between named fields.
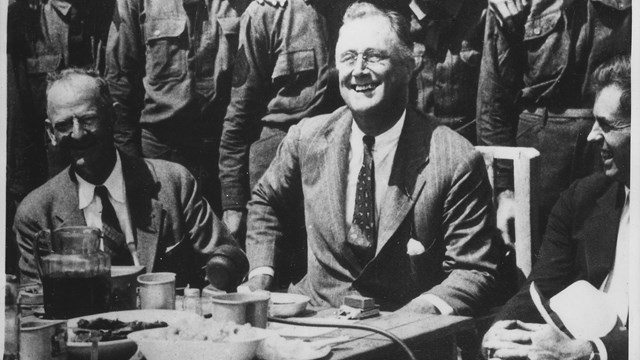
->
xmin=45 ymin=119 xmax=57 ymax=146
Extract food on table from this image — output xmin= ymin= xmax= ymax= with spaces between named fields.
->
xmin=72 ymin=318 xmax=168 ymax=342
xmin=136 ymin=318 xmax=258 ymax=342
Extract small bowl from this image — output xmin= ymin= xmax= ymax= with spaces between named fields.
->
xmin=270 ymin=293 xmax=310 ymax=317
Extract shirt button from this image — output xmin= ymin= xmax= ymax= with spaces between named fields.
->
xmin=154 ymin=30 xmax=160 ymax=36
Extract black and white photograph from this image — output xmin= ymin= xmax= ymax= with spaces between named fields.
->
xmin=1 ymin=0 xmax=638 ymax=359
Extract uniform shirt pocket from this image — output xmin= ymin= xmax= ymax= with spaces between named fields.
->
xmin=144 ymin=18 xmax=188 ymax=83
xmin=522 ymin=10 xmax=567 ymax=87
xmin=270 ymin=49 xmax=318 ymax=113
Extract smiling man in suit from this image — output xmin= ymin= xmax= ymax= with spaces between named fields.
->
xmin=244 ymin=2 xmax=501 ymax=315
xmin=14 ymin=68 xmax=247 ymax=290
xmin=482 ymin=55 xmax=631 ymax=360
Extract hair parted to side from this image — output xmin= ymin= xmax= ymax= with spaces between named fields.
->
xmin=46 ymin=67 xmax=114 ymax=114
xmin=591 ymin=55 xmax=631 ymax=118
xmin=341 ymin=1 xmax=413 ymax=65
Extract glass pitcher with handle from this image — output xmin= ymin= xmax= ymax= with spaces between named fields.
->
xmin=34 ymin=226 xmax=111 ymax=319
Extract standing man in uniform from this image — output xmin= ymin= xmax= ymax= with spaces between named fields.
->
xmin=105 ymin=0 xmax=250 ymax=214
xmin=408 ymin=0 xmax=487 ymax=143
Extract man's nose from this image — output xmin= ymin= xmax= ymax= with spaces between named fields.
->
xmin=587 ymin=121 xmax=603 ymax=142
xmin=70 ymin=117 xmax=87 ymax=139
xmin=352 ymin=55 xmax=368 ymax=76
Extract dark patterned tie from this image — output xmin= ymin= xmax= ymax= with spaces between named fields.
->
xmin=95 ymin=186 xmax=133 ymax=265
xmin=348 ymin=135 xmax=376 ymax=266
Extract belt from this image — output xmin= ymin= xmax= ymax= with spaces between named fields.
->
xmin=522 ymin=107 xmax=594 ymax=118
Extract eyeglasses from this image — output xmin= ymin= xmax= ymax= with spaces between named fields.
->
xmin=337 ymin=50 xmax=390 ymax=70
xmin=52 ymin=113 xmax=102 ymax=134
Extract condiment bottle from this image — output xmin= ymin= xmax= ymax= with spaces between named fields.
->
xmin=183 ymin=288 xmax=202 ymax=316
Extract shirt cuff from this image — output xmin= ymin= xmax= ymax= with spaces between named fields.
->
xmin=249 ymin=266 xmax=274 ymax=280
xmin=417 ymin=294 xmax=454 ymax=315
xmin=590 ymin=338 xmax=608 ymax=360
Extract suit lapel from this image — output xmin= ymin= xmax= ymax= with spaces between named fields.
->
xmin=582 ymin=181 xmax=625 ymax=286
xmin=320 ymin=109 xmax=365 ymax=273
xmin=120 ymin=153 xmax=162 ymax=272
xmin=377 ymin=109 xmax=431 ymax=253
xmin=54 ymin=169 xmax=87 ymax=227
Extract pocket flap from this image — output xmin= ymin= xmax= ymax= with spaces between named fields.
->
xmin=272 ymin=49 xmax=316 ymax=79
xmin=144 ymin=18 xmax=186 ymax=41
xmin=26 ymin=54 xmax=61 ymax=74
xmin=524 ymin=10 xmax=562 ymax=41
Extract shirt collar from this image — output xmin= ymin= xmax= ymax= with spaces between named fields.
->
xmin=76 ymin=151 xmax=126 ymax=209
xmin=50 ymin=0 xmax=73 ymax=17
xmin=351 ymin=110 xmax=406 ymax=150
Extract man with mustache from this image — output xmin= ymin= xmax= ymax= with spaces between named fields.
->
xmin=482 ymin=55 xmax=631 ymax=360
xmin=243 ymin=2 xmax=501 ymax=315
xmin=14 ymin=68 xmax=248 ymax=291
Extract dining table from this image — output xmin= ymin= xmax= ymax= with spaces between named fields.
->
xmin=276 ymin=308 xmax=477 ymax=360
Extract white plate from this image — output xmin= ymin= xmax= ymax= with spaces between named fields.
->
xmin=67 ymin=309 xmax=201 ymax=360
xmin=267 ymin=322 xmax=338 ymax=339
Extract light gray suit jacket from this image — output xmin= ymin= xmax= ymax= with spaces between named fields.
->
xmin=15 ymin=152 xmax=237 ymax=287
xmin=247 ymin=106 xmax=500 ymax=315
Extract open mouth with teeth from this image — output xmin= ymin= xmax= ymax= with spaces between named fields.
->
xmin=351 ymin=83 xmax=379 ymax=92
xmin=601 ymin=150 xmax=614 ymax=160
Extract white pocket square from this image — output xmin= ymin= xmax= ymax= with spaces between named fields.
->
xmin=406 ymin=238 xmax=425 ymax=256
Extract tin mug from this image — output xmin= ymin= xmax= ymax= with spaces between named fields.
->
xmin=208 ymin=292 xmax=270 ymax=328
xmin=20 ymin=319 xmax=68 ymax=360
xmin=137 ymin=272 xmax=176 ymax=310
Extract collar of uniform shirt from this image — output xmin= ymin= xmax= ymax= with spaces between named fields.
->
xmin=77 ymin=151 xmax=127 ymax=210
xmin=49 ymin=0 xmax=73 ymax=17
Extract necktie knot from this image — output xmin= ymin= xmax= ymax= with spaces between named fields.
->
xmin=95 ymin=185 xmax=110 ymax=201
xmin=363 ymin=135 xmax=375 ymax=152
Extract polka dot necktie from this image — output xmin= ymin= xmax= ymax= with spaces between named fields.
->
xmin=95 ymin=186 xmax=133 ymax=265
xmin=348 ymin=135 xmax=376 ymax=266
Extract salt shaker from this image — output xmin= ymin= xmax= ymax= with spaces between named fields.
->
xmin=183 ymin=288 xmax=202 ymax=316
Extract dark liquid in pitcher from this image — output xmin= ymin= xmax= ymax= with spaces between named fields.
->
xmin=43 ymin=274 xmax=111 ymax=319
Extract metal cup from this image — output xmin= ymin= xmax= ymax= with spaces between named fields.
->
xmin=208 ymin=292 xmax=270 ymax=328
xmin=137 ymin=272 xmax=176 ymax=310
xmin=20 ymin=319 xmax=68 ymax=360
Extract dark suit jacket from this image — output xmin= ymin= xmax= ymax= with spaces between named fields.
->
xmin=246 ymin=106 xmax=501 ymax=314
xmin=15 ymin=152 xmax=237 ymax=287
xmin=496 ymin=173 xmax=628 ymax=359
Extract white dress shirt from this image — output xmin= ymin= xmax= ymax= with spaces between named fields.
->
xmin=76 ymin=151 xmax=137 ymax=263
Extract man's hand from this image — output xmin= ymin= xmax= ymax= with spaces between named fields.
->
xmin=482 ymin=320 xmax=544 ymax=359
xmin=239 ymin=274 xmax=273 ymax=292
xmin=496 ymin=190 xmax=516 ymax=246
xmin=397 ymin=297 xmax=441 ymax=315
xmin=489 ymin=0 xmax=529 ymax=37
xmin=222 ymin=210 xmax=246 ymax=241
xmin=255 ymin=0 xmax=287 ymax=7
xmin=528 ymin=325 xmax=593 ymax=360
